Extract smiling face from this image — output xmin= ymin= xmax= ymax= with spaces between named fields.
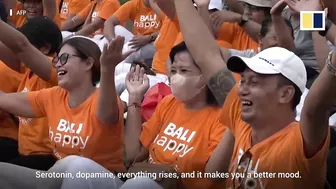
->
xmin=52 ymin=44 xmax=94 ymax=90
xmin=23 ymin=0 xmax=43 ymax=19
xmin=239 ymin=68 xmax=292 ymax=123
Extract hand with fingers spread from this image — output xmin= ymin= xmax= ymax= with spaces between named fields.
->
xmin=284 ymin=0 xmax=322 ymax=12
xmin=271 ymin=0 xmax=288 ymax=15
xmin=126 ymin=65 xmax=150 ymax=99
xmin=100 ymin=36 xmax=135 ymax=69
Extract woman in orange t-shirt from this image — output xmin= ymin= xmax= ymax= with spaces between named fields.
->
xmin=57 ymin=0 xmax=91 ymax=26
xmin=0 ymin=16 xmax=62 ymax=170
xmin=0 ymin=36 xmax=130 ymax=188
xmin=27 ymin=41 xmax=227 ymax=189
xmin=103 ymin=0 xmax=163 ymax=64
xmin=10 ymin=0 xmax=61 ymax=28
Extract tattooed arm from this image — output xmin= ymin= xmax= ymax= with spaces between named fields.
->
xmin=208 ymin=68 xmax=236 ymax=106
xmin=174 ymin=0 xmax=235 ymax=106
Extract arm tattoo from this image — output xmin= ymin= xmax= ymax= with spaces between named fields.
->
xmin=208 ymin=68 xmax=236 ymax=106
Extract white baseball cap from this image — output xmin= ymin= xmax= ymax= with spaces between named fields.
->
xmin=193 ymin=0 xmax=223 ymax=11
xmin=227 ymin=47 xmax=307 ymax=93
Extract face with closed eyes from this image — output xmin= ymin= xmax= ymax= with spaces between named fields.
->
xmin=239 ymin=68 xmax=294 ymax=123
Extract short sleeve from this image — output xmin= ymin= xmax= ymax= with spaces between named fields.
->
xmin=217 ymin=22 xmax=237 ymax=44
xmin=229 ymin=49 xmax=257 ymax=58
xmin=219 ymin=84 xmax=241 ymax=135
xmin=113 ymin=1 xmax=133 ymax=23
xmin=26 ymin=89 xmax=51 ymax=118
xmin=98 ymin=0 xmax=120 ymax=20
xmin=69 ymin=0 xmax=90 ymax=15
xmin=77 ymin=2 xmax=94 ymax=19
xmin=208 ymin=119 xmax=226 ymax=159
xmin=139 ymin=96 xmax=171 ymax=149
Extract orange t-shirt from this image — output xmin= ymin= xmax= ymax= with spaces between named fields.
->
xmin=17 ymin=64 xmax=58 ymax=156
xmin=140 ymin=95 xmax=226 ymax=189
xmin=27 ymin=87 xmax=126 ymax=172
xmin=10 ymin=0 xmax=62 ymax=28
xmin=58 ymin=0 xmax=91 ymax=25
xmin=219 ymin=85 xmax=330 ymax=189
xmin=152 ymin=16 xmax=180 ymax=75
xmin=174 ymin=32 xmax=232 ymax=48
xmin=78 ymin=0 xmax=121 ymax=36
xmin=113 ymin=0 xmax=162 ymax=36
xmin=0 ymin=62 xmax=23 ymax=141
xmin=218 ymin=22 xmax=258 ymax=51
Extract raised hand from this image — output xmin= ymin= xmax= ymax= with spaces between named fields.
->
xmin=284 ymin=0 xmax=322 ymax=12
xmin=100 ymin=36 xmax=134 ymax=69
xmin=271 ymin=0 xmax=288 ymax=15
xmin=126 ymin=65 xmax=150 ymax=98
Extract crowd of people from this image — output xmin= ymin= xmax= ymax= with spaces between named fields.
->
xmin=0 ymin=0 xmax=335 ymax=188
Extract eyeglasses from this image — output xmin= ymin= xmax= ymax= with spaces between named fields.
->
xmin=232 ymin=148 xmax=252 ymax=189
xmin=52 ymin=53 xmax=81 ymax=67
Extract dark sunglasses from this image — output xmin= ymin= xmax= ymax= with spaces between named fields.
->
xmin=52 ymin=53 xmax=81 ymax=67
xmin=232 ymin=148 xmax=253 ymax=189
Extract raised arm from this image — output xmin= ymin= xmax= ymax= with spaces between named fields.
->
xmin=0 ymin=91 xmax=35 ymax=118
xmin=124 ymin=65 xmax=150 ymax=163
xmin=194 ymin=0 xmax=214 ymax=36
xmin=149 ymin=0 xmax=165 ymax=20
xmin=0 ymin=19 xmax=54 ymax=81
xmin=271 ymin=0 xmax=296 ymax=51
xmin=174 ymin=0 xmax=235 ymax=106
xmin=97 ymin=36 xmax=134 ymax=125
xmin=42 ymin=0 xmax=56 ymax=20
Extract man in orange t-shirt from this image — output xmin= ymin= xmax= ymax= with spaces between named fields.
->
xmin=61 ymin=0 xmax=120 ymax=38
xmin=217 ymin=47 xmax=329 ymax=188
xmin=211 ymin=0 xmax=272 ymax=52
xmin=57 ymin=0 xmax=91 ymax=26
xmin=10 ymin=0 xmax=61 ymax=28
xmin=103 ymin=0 xmax=163 ymax=63
xmin=0 ymin=62 xmax=23 ymax=162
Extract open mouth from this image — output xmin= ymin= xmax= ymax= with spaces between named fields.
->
xmin=57 ymin=70 xmax=68 ymax=76
xmin=26 ymin=9 xmax=37 ymax=15
xmin=242 ymin=100 xmax=253 ymax=106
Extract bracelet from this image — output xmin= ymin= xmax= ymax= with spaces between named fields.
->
xmin=127 ymin=103 xmax=141 ymax=109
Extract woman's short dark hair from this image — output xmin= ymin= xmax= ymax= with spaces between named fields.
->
xmin=170 ymin=42 xmax=219 ymax=106
xmin=57 ymin=37 xmax=101 ymax=86
xmin=18 ymin=16 xmax=62 ymax=56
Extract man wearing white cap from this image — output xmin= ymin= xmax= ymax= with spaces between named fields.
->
xmin=175 ymin=0 xmax=330 ymax=188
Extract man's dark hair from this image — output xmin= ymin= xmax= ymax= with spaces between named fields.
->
xmin=18 ymin=16 xmax=62 ymax=56
xmin=169 ymin=41 xmax=219 ymax=106
xmin=0 ymin=1 xmax=7 ymax=23
xmin=277 ymin=76 xmax=302 ymax=110
xmin=260 ymin=17 xmax=294 ymax=38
